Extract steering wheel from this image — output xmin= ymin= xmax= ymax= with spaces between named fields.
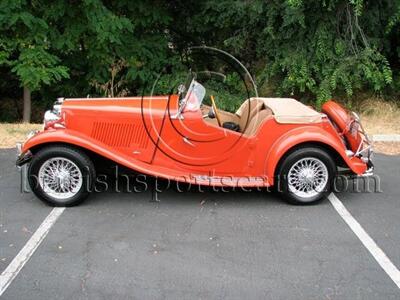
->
xmin=210 ymin=95 xmax=222 ymax=127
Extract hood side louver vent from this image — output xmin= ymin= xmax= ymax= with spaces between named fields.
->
xmin=91 ymin=122 xmax=148 ymax=148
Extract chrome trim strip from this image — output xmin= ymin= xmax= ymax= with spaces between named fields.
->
xmin=16 ymin=142 xmax=22 ymax=156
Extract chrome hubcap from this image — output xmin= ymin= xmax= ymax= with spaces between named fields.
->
xmin=288 ymin=157 xmax=328 ymax=198
xmin=38 ymin=157 xmax=83 ymax=200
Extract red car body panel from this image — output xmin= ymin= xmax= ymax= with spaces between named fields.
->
xmin=21 ymin=95 xmax=368 ymax=187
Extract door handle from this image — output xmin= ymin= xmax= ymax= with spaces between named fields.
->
xmin=183 ymin=137 xmax=195 ymax=147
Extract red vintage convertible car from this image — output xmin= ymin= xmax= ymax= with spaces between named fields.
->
xmin=16 ymin=76 xmax=373 ymax=206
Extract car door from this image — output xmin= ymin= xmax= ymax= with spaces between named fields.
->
xmin=155 ymin=98 xmax=252 ymax=176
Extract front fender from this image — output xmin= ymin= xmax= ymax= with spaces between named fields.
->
xmin=20 ymin=129 xmax=156 ymax=177
xmin=22 ymin=129 xmax=101 ymax=154
xmin=265 ymin=126 xmax=368 ymax=183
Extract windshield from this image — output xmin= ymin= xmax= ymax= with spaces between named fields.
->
xmin=182 ymin=79 xmax=206 ymax=112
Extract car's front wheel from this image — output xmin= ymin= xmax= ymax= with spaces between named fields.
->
xmin=277 ymin=147 xmax=336 ymax=204
xmin=28 ymin=145 xmax=95 ymax=206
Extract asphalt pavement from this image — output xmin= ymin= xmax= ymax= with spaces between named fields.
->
xmin=0 ymin=148 xmax=399 ymax=299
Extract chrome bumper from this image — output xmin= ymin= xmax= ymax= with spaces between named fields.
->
xmin=16 ymin=143 xmax=32 ymax=168
xmin=16 ymin=142 xmax=22 ymax=155
xmin=16 ymin=143 xmax=31 ymax=192
xmin=349 ymin=112 xmax=374 ymax=176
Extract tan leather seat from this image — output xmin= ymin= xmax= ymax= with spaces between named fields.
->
xmin=201 ymin=105 xmax=239 ymax=126
xmin=243 ymin=108 xmax=273 ymax=136
xmin=202 ymin=99 xmax=268 ymax=133
xmin=236 ymin=99 xmax=265 ymax=131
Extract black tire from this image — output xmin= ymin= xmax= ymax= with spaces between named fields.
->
xmin=28 ymin=145 xmax=95 ymax=206
xmin=276 ymin=147 xmax=336 ymax=205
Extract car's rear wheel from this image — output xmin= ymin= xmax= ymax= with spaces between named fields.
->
xmin=277 ymin=147 xmax=336 ymax=204
xmin=28 ymin=145 xmax=95 ymax=206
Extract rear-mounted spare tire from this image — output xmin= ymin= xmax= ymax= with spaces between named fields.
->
xmin=321 ymin=100 xmax=362 ymax=152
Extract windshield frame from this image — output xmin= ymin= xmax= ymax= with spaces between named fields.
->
xmin=175 ymin=77 xmax=206 ymax=117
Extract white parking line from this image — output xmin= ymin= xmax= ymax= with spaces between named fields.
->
xmin=0 ymin=207 xmax=65 ymax=296
xmin=328 ymin=193 xmax=400 ymax=289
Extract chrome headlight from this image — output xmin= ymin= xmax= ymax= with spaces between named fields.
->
xmin=44 ymin=110 xmax=60 ymax=123
xmin=52 ymin=97 xmax=64 ymax=116
xmin=44 ymin=97 xmax=64 ymax=122
xmin=53 ymin=104 xmax=62 ymax=116
xmin=43 ymin=97 xmax=65 ymax=129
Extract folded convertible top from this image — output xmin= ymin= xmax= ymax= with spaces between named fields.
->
xmin=237 ymin=98 xmax=322 ymax=124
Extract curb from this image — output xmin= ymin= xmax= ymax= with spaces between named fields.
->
xmin=372 ymin=134 xmax=400 ymax=142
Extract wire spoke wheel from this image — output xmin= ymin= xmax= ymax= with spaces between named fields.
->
xmin=287 ymin=157 xmax=329 ymax=199
xmin=38 ymin=157 xmax=83 ymax=200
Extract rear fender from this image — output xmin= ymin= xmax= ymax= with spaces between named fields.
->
xmin=265 ymin=126 xmax=368 ymax=184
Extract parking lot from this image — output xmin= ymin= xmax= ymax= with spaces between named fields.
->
xmin=0 ymin=148 xmax=399 ymax=299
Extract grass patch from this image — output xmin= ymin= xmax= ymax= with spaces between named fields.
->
xmin=0 ymin=123 xmax=42 ymax=148
xmin=356 ymin=98 xmax=400 ymax=135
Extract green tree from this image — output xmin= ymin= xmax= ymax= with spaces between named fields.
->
xmin=168 ymin=0 xmax=398 ymax=107
xmin=0 ymin=0 xmax=175 ymax=122
xmin=0 ymin=0 xmax=69 ymax=122
xmin=40 ymin=0 xmax=175 ymax=97
xmin=1 ymin=0 xmax=400 ymax=122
